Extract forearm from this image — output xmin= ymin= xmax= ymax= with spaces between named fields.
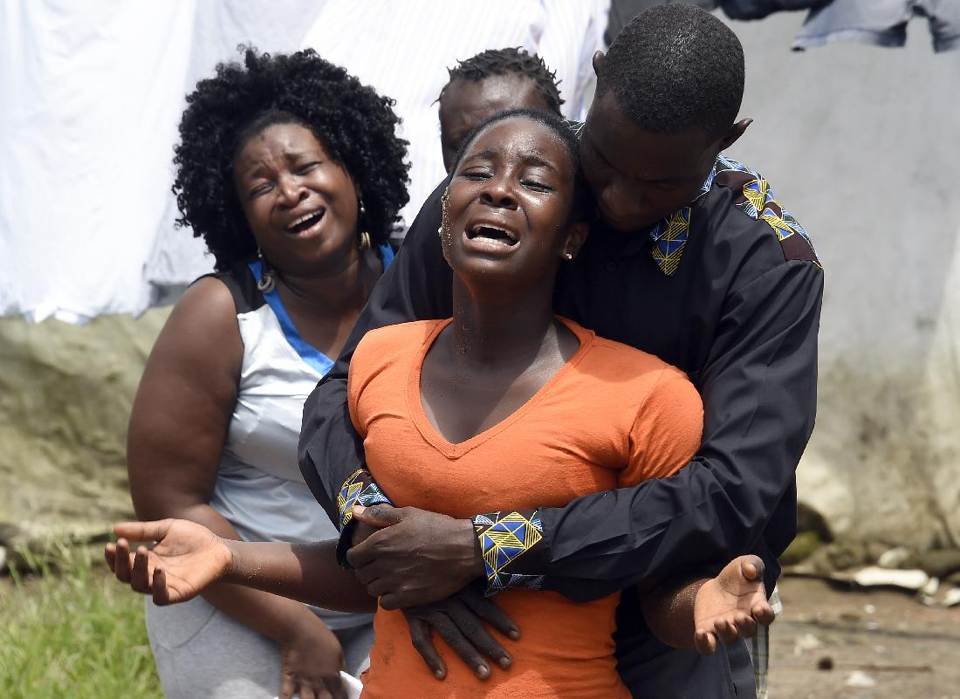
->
xmin=224 ymin=539 xmax=376 ymax=613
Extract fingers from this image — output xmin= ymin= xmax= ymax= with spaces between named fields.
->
xmin=352 ymin=504 xmax=403 ymax=529
xmin=152 ymin=568 xmax=172 ymax=606
xmin=325 ymin=674 xmax=347 ymax=699
xmin=114 ymin=538 xmax=132 ymax=583
xmin=279 ymin=670 xmax=295 ymax=699
xmin=445 ymin=600 xmax=512 ymax=669
xmin=299 ymin=685 xmax=318 ymax=699
xmin=694 ymin=629 xmax=717 ymax=655
xmin=345 ymin=527 xmax=395 ymax=569
xmin=407 ymin=616 xmax=447 ymax=680
xmin=752 ymin=600 xmax=776 ymax=626
xmin=382 ymin=588 xmax=427 ymax=611
xmin=130 ymin=546 xmax=153 ymax=593
xmin=113 ymin=519 xmax=172 ymax=543
xmin=353 ymin=558 xmax=387 ymax=587
xmin=733 ymin=612 xmax=758 ymax=639
xmin=425 ymin=611 xmax=490 ymax=680
xmin=459 ymin=588 xmax=521 ymax=641
xmin=715 ymin=618 xmax=741 ymax=646
xmin=104 ymin=542 xmax=116 ymax=570
xmin=350 ymin=521 xmax=378 ymax=548
xmin=366 ymin=578 xmax=400 ymax=605
xmin=740 ymin=554 xmax=765 ymax=583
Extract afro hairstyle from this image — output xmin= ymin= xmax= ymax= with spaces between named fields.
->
xmin=172 ymin=48 xmax=409 ymax=271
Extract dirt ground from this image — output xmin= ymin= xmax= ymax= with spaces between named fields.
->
xmin=769 ymin=576 xmax=960 ymax=699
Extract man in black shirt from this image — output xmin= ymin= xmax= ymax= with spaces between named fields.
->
xmin=299 ymin=6 xmax=822 ymax=698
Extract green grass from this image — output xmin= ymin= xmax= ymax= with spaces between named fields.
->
xmin=0 ymin=545 xmax=162 ymax=699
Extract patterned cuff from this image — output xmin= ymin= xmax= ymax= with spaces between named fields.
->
xmin=336 ymin=468 xmax=392 ymax=529
xmin=335 ymin=469 xmax=393 ymax=568
xmin=472 ymin=509 xmax=548 ymax=594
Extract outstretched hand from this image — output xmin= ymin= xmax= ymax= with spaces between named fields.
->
xmin=104 ymin=519 xmax=232 ymax=605
xmin=693 ymin=554 xmax=775 ymax=655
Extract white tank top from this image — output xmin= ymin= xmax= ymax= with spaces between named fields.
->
xmin=206 ymin=248 xmax=393 ymax=629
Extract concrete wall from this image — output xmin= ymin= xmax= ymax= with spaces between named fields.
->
xmin=723 ymin=11 xmax=960 ymax=547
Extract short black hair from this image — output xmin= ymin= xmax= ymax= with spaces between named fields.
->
xmin=173 ymin=48 xmax=409 ymax=271
xmin=450 ymin=108 xmax=593 ymax=222
xmin=597 ymin=5 xmax=745 ymax=136
xmin=439 ymin=47 xmax=564 ymax=116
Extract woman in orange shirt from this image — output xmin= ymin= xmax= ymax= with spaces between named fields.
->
xmin=106 ymin=110 xmax=774 ymax=698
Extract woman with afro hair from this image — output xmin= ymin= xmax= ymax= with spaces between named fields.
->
xmin=124 ymin=48 xmax=408 ymax=699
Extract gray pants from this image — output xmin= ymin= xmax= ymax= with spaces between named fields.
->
xmin=794 ymin=0 xmax=960 ymax=53
xmin=145 ymin=596 xmax=373 ymax=699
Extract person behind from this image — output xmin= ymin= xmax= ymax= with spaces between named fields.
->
xmin=126 ymin=48 xmax=408 ymax=699
xmin=437 ymin=47 xmax=563 ymax=172
xmin=107 ymin=109 xmax=775 ymax=698
xmin=299 ymin=6 xmax=823 ymax=698
xmin=293 ymin=1 xmax=608 ymax=241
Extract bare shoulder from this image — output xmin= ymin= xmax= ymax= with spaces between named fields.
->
xmin=145 ymin=276 xmax=242 ymax=389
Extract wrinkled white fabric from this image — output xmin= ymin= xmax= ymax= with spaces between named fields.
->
xmin=1 ymin=0 xmax=608 ymax=321
xmin=0 ymin=1 xmax=325 ymax=321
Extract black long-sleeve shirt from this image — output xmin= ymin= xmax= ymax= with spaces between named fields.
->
xmin=299 ymin=156 xmax=823 ymax=694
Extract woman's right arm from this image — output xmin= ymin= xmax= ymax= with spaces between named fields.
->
xmin=127 ymin=278 xmax=352 ymax=696
xmin=108 ymin=518 xmax=374 ymax=611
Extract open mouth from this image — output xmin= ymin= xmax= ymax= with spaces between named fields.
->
xmin=465 ymin=224 xmax=518 ymax=246
xmin=286 ymin=208 xmax=326 ymax=235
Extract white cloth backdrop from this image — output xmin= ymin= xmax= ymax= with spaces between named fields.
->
xmin=0 ymin=0 xmax=608 ymax=321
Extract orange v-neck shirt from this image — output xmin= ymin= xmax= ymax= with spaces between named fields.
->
xmin=348 ymin=318 xmax=703 ymax=698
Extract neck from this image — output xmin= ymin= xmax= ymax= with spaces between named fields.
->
xmin=448 ymin=273 xmax=558 ymax=367
xmin=275 ymin=248 xmax=377 ymax=317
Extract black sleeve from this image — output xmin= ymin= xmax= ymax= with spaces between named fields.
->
xmin=298 ymin=181 xmax=453 ymax=524
xmin=481 ymin=260 xmax=824 ymax=600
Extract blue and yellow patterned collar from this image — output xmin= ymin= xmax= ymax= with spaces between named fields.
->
xmin=647 ymin=154 xmax=817 ymax=275
xmin=648 ymin=163 xmax=717 ymax=276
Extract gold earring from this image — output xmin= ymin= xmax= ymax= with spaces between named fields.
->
xmin=256 ymin=249 xmax=276 ymax=292
xmin=358 ymin=230 xmax=372 ymax=251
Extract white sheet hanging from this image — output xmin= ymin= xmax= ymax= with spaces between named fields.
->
xmin=0 ymin=0 xmax=325 ymax=321
xmin=0 ymin=1 xmax=608 ymax=321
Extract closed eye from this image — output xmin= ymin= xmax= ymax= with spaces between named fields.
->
xmin=522 ymin=179 xmax=553 ymax=192
xmin=249 ymin=182 xmax=273 ymax=199
xmin=296 ymin=161 xmax=322 ymax=175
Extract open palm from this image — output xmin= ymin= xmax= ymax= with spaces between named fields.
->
xmin=104 ymin=518 xmax=232 ymax=605
xmin=693 ymin=555 xmax=775 ymax=655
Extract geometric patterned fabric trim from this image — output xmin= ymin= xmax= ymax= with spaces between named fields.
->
xmin=714 ymin=155 xmax=821 ymax=267
xmin=473 ymin=510 xmax=546 ymax=594
xmin=648 ymin=164 xmax=716 ymax=276
xmin=336 ymin=468 xmax=393 ymax=529
xmin=648 ymin=154 xmax=819 ymax=274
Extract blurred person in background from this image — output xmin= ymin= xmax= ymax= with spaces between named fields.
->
xmin=437 ymin=47 xmax=565 ymax=172
xmin=298 ymin=0 xmax=609 ymax=240
xmin=125 ymin=48 xmax=408 ymax=699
